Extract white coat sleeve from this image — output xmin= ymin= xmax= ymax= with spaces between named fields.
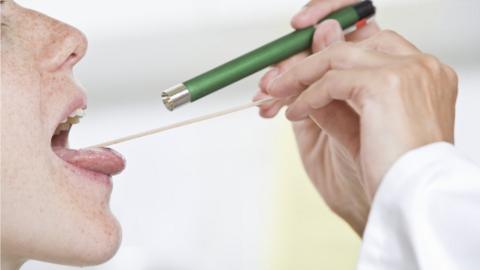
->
xmin=357 ymin=142 xmax=480 ymax=270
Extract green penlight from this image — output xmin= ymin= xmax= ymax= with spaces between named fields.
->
xmin=162 ymin=1 xmax=375 ymax=111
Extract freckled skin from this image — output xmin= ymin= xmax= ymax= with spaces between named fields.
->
xmin=1 ymin=1 xmax=122 ymax=269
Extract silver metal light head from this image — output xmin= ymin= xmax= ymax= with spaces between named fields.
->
xmin=161 ymin=84 xmax=191 ymax=111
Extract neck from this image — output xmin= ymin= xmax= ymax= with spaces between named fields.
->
xmin=1 ymin=254 xmax=25 ymax=270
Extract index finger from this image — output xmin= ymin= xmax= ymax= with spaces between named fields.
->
xmin=267 ymin=42 xmax=393 ymax=98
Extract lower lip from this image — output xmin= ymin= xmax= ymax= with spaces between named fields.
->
xmin=58 ymin=155 xmax=113 ymax=187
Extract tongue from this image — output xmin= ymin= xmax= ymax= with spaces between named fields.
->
xmin=53 ymin=147 xmax=126 ymax=175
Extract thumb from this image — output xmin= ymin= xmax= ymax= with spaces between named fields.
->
xmin=312 ymin=19 xmax=345 ymax=53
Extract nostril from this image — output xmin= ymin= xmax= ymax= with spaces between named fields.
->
xmin=60 ymin=51 xmax=83 ymax=70
xmin=55 ymin=53 xmax=78 ymax=71
xmin=41 ymin=22 xmax=88 ymax=71
xmin=68 ymin=52 xmax=78 ymax=63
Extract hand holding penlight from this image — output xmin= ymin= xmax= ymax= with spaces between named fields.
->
xmin=162 ymin=0 xmax=376 ymax=111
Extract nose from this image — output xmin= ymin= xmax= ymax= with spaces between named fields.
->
xmin=39 ymin=18 xmax=88 ymax=72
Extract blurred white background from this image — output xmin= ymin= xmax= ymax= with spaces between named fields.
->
xmin=14 ymin=0 xmax=480 ymax=269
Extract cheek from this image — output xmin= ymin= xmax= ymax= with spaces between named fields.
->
xmin=2 ymin=43 xmax=47 ymax=151
xmin=2 ymin=47 xmax=49 ymax=200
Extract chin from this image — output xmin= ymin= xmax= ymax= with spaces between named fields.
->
xmin=63 ymin=212 xmax=123 ymax=267
xmin=83 ymin=216 xmax=122 ymax=266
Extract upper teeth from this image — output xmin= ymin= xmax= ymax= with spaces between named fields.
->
xmin=54 ymin=108 xmax=86 ymax=135
xmin=69 ymin=108 xmax=85 ymax=118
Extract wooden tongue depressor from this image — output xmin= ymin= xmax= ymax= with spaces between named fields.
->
xmin=87 ymin=97 xmax=275 ymax=148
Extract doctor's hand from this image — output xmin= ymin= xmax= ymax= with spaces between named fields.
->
xmin=254 ymin=1 xmax=380 ymax=235
xmin=256 ymin=27 xmax=458 ymax=235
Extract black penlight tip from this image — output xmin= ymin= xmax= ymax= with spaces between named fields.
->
xmin=354 ymin=1 xmax=376 ymax=19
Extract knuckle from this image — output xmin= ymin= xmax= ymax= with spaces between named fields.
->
xmin=291 ymin=69 xmax=310 ymax=90
xmin=417 ymin=54 xmax=442 ymax=73
xmin=381 ymin=69 xmax=402 ymax=90
xmin=368 ymin=30 xmax=418 ymax=55
xmin=327 ymin=41 xmax=351 ymax=53
xmin=318 ymin=70 xmax=339 ymax=98
xmin=413 ymin=54 xmax=459 ymax=96
xmin=327 ymin=42 xmax=358 ymax=69
xmin=444 ymin=64 xmax=459 ymax=85
xmin=369 ymin=69 xmax=403 ymax=102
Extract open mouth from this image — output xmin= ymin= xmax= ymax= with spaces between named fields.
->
xmin=51 ymin=107 xmax=125 ymax=177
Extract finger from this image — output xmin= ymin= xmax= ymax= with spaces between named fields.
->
xmin=260 ymin=104 xmax=282 ymax=118
xmin=292 ymin=0 xmax=359 ymax=29
xmin=259 ymin=68 xmax=281 ymax=91
xmin=312 ymin=19 xmax=345 ymax=53
xmin=259 ymin=52 xmax=310 ymax=91
xmin=357 ymin=30 xmax=420 ymax=55
xmin=286 ymin=69 xmax=376 ymax=121
xmin=267 ymin=43 xmax=394 ymax=98
xmin=260 ymin=99 xmax=287 ymax=118
xmin=253 ymin=90 xmax=292 ymax=119
xmin=256 ymin=68 xmax=281 ymax=113
xmin=345 ymin=20 xmax=381 ymax=42
xmin=276 ymin=51 xmax=311 ymax=70
xmin=255 ymin=51 xmax=309 ymax=115
xmin=259 ymin=52 xmax=310 ymax=90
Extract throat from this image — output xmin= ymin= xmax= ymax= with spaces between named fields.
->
xmin=51 ymin=130 xmax=69 ymax=149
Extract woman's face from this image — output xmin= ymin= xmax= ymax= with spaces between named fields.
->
xmin=1 ymin=0 xmax=126 ymax=267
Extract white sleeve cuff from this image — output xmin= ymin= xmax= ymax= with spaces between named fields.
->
xmin=358 ymin=142 xmax=480 ymax=270
xmin=375 ymin=142 xmax=459 ymax=211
